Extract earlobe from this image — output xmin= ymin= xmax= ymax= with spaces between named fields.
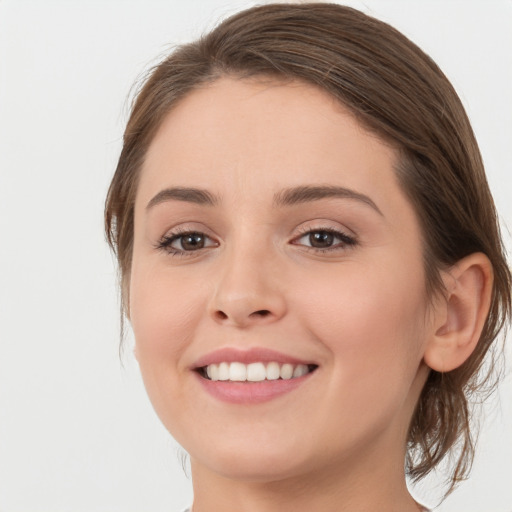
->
xmin=424 ymin=253 xmax=493 ymax=373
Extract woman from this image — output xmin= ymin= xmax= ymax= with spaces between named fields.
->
xmin=105 ymin=3 xmax=511 ymax=511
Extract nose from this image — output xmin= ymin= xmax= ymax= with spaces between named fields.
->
xmin=207 ymin=242 xmax=287 ymax=328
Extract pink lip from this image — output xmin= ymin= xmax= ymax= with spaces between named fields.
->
xmin=191 ymin=347 xmax=318 ymax=404
xmin=194 ymin=371 xmax=315 ymax=404
xmin=192 ymin=347 xmax=313 ymax=369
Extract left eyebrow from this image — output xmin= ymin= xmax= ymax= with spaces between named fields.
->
xmin=273 ymin=185 xmax=383 ymax=216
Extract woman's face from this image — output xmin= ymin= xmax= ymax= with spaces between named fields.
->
xmin=130 ymin=77 xmax=434 ymax=481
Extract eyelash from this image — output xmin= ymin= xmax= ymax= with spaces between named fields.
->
xmin=294 ymin=226 xmax=357 ymax=253
xmin=155 ymin=226 xmax=357 ymax=258
xmin=155 ymin=227 xmax=215 ymax=258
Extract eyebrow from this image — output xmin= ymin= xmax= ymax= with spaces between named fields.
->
xmin=146 ymin=184 xmax=383 ymax=216
xmin=273 ymin=185 xmax=383 ymax=215
xmin=146 ymin=187 xmax=218 ymax=209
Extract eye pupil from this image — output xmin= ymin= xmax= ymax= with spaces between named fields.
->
xmin=310 ymin=231 xmax=334 ymax=248
xmin=181 ymin=233 xmax=205 ymax=250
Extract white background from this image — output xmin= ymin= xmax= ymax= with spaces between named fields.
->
xmin=0 ymin=1 xmax=511 ymax=511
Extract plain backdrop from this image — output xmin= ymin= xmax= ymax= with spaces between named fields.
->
xmin=0 ymin=1 xmax=511 ymax=511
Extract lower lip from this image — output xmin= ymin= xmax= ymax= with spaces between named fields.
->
xmin=195 ymin=372 xmax=314 ymax=404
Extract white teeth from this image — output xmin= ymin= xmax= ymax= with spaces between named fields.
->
xmin=266 ymin=362 xmax=281 ymax=380
xmin=280 ymin=363 xmax=294 ymax=380
xmin=229 ymin=362 xmax=247 ymax=381
xmin=293 ymin=364 xmax=309 ymax=378
xmin=247 ymin=362 xmax=266 ymax=382
xmin=206 ymin=364 xmax=219 ymax=380
xmin=203 ymin=361 xmax=314 ymax=382
xmin=218 ymin=362 xmax=230 ymax=381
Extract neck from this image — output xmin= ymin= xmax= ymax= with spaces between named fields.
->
xmin=190 ymin=441 xmax=423 ymax=512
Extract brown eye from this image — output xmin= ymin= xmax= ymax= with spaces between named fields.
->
xmin=309 ymin=231 xmax=335 ymax=248
xmin=180 ymin=232 xmax=206 ymax=251
xmin=293 ymin=228 xmax=357 ymax=253
xmin=157 ymin=230 xmax=218 ymax=256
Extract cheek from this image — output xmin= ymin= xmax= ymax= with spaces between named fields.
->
xmin=129 ymin=262 xmax=205 ymax=367
xmin=290 ymin=259 xmax=429 ymax=442
xmin=295 ymin=257 xmax=427 ymax=379
xmin=128 ymin=262 xmax=211 ymax=433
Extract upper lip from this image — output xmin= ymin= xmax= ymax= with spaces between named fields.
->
xmin=191 ymin=347 xmax=316 ymax=369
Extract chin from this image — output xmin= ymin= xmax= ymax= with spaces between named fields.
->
xmin=188 ymin=435 xmax=314 ymax=483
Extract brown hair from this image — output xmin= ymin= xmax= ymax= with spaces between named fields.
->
xmin=105 ymin=2 xmax=511 ymax=496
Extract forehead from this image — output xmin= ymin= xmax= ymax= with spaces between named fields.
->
xmin=136 ymin=76 xmax=409 ymax=222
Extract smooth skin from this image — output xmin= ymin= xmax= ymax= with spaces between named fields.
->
xmin=129 ymin=77 xmax=493 ymax=512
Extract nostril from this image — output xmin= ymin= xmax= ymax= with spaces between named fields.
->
xmin=212 ymin=309 xmax=273 ymax=324
xmin=253 ymin=310 xmax=271 ymax=317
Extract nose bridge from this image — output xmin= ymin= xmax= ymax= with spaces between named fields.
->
xmin=208 ymin=226 xmax=287 ymax=327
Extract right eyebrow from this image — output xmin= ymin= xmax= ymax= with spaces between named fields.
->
xmin=146 ymin=187 xmax=219 ymax=210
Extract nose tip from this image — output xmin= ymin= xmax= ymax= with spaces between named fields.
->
xmin=207 ymin=237 xmax=288 ymax=328
xmin=208 ymin=260 xmax=287 ymax=327
xmin=211 ymin=294 xmax=286 ymax=327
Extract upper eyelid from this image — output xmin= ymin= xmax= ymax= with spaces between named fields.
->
xmin=294 ymin=223 xmax=354 ymax=236
xmin=160 ymin=224 xmax=216 ymax=241
xmin=292 ymin=227 xmax=357 ymax=246
xmin=160 ymin=224 xmax=353 ymax=240
xmin=293 ymin=222 xmax=357 ymax=242
xmin=162 ymin=229 xmax=218 ymax=245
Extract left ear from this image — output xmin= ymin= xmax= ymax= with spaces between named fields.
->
xmin=424 ymin=252 xmax=493 ymax=373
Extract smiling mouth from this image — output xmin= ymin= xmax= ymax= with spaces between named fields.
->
xmin=197 ymin=362 xmax=318 ymax=382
